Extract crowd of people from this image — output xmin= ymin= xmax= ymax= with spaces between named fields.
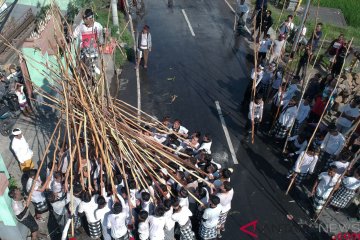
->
xmin=9 ymin=118 xmax=234 ymax=240
xmin=240 ymin=0 xmax=360 ymax=218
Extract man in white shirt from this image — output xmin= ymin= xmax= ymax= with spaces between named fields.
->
xmin=26 ymin=169 xmax=48 ymax=220
xmin=48 ymin=191 xmax=70 ymax=230
xmin=287 ymin=145 xmax=318 ymax=186
xmin=319 ymin=124 xmax=345 ymax=170
xmin=136 ymin=25 xmax=152 ymax=69
xmin=95 ymin=196 xmax=112 ymax=240
xmin=9 ymin=188 xmax=39 ymax=240
xmin=171 ymin=200 xmax=195 ymax=240
xmin=138 ymin=210 xmax=150 ymax=240
xmin=241 ymin=65 xmax=264 ymax=108
xmin=258 ymin=34 xmax=272 ymax=63
xmin=148 ymin=206 xmax=166 ymax=240
xmin=336 ymin=98 xmax=360 ymax=134
xmin=172 ymin=119 xmax=189 ymax=138
xmin=216 ymin=181 xmax=234 ymax=238
xmin=283 ymin=134 xmax=308 ymax=162
xmin=269 ymin=34 xmax=286 ymax=63
xmin=73 ymin=9 xmax=104 ymax=49
xmin=199 ymin=195 xmax=222 ymax=240
xmin=163 ymin=199 xmax=176 ymax=240
xmin=270 ymin=97 xmax=298 ymax=140
xmin=107 ymin=202 xmax=129 ymax=240
xmin=311 ymin=166 xmax=340 ymax=213
xmin=244 ymin=95 xmax=264 ymax=142
xmin=11 ymin=128 xmax=34 ymax=172
xmin=78 ymin=191 xmax=102 ymax=239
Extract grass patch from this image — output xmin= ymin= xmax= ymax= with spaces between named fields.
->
xmin=310 ymin=0 xmax=360 ymax=27
xmin=267 ymin=4 xmax=360 ymax=46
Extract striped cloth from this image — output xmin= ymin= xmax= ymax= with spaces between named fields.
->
xmin=287 ymin=170 xmax=308 ymax=186
xmin=32 ymin=200 xmax=48 ymax=214
xmin=330 ymin=186 xmax=356 ymax=209
xmin=217 ymin=210 xmax=229 ymax=229
xmin=88 ymin=220 xmax=102 ymax=239
xmin=313 ymin=194 xmax=326 ymax=210
xmin=179 ymin=220 xmax=196 ymax=240
xmin=199 ymin=223 xmax=217 ymax=240
xmin=271 ymin=121 xmax=288 ymax=139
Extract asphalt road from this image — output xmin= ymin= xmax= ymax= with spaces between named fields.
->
xmin=117 ymin=0 xmax=327 ymax=239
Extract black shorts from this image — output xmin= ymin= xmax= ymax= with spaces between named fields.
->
xmin=20 ymin=214 xmax=39 ymax=233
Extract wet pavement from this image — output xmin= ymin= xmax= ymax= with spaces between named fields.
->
xmin=116 ymin=0 xmax=332 ymax=239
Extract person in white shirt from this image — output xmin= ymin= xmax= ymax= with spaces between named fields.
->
xmin=73 ymin=9 xmax=104 ymax=49
xmin=269 ymin=34 xmax=286 ymax=63
xmin=148 ymin=206 xmax=166 ymax=240
xmin=287 ymin=145 xmax=318 ymax=186
xmin=199 ymin=195 xmax=222 ymax=240
xmin=171 ymin=200 xmax=195 ymax=240
xmin=136 ymin=25 xmax=152 ymax=69
xmin=293 ymin=98 xmax=311 ymax=135
xmin=244 ymin=95 xmax=264 ymax=141
xmin=107 ymin=201 xmax=129 ymax=240
xmin=9 ymin=188 xmax=39 ymax=240
xmin=178 ymin=187 xmax=190 ymax=209
xmin=15 ymin=83 xmax=31 ymax=116
xmin=336 ymin=98 xmax=360 ymax=134
xmin=78 ymin=191 xmax=102 ymax=239
xmin=270 ymin=97 xmax=298 ymax=140
xmin=330 ymin=168 xmax=360 ymax=211
xmin=311 ymin=166 xmax=340 ymax=212
xmin=195 ymin=134 xmax=212 ymax=154
xmin=140 ymin=191 xmax=154 ymax=215
xmin=242 ymin=65 xmax=264 ymax=108
xmin=48 ymin=191 xmax=70 ymax=230
xmin=283 ymin=134 xmax=308 ymax=163
xmin=11 ymin=128 xmax=34 ymax=172
xmin=327 ymin=150 xmax=352 ymax=174
xmin=26 ymin=169 xmax=48 ymax=220
xmin=138 ymin=210 xmax=150 ymax=240
xmin=171 ymin=119 xmax=189 ymax=138
xmin=319 ymin=124 xmax=345 ymax=170
xmin=216 ymin=181 xmax=234 ymax=237
xmin=163 ymin=199 xmax=175 ymax=240
xmin=95 ymin=195 xmax=112 ymax=240
xmin=258 ymin=34 xmax=272 ymax=63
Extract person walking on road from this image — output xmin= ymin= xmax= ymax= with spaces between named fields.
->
xmin=310 ymin=166 xmax=340 ymax=214
xmin=11 ymin=128 xmax=35 ymax=172
xmin=136 ymin=25 xmax=152 ymax=69
xmin=287 ymin=145 xmax=318 ymax=186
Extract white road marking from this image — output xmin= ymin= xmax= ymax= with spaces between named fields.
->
xmin=224 ymin=0 xmax=235 ymax=13
xmin=181 ymin=9 xmax=195 ymax=37
xmin=215 ymin=101 xmax=239 ymax=164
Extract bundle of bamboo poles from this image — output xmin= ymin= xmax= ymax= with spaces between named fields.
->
xmin=3 ymin=4 xmax=213 ymax=237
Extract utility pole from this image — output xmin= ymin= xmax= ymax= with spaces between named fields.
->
xmin=290 ymin=0 xmax=310 ymax=57
xmin=111 ymin=0 xmax=119 ymax=30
